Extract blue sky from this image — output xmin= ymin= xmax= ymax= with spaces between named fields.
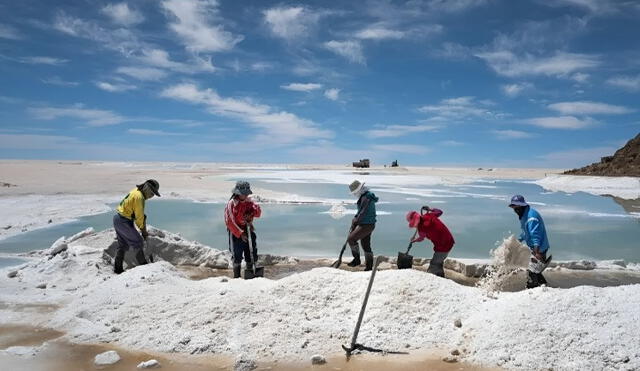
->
xmin=0 ymin=0 xmax=639 ymax=167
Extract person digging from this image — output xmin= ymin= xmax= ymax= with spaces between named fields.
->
xmin=346 ymin=180 xmax=379 ymax=271
xmin=224 ymin=181 xmax=262 ymax=279
xmin=113 ymin=179 xmax=160 ymax=274
xmin=406 ymin=206 xmax=455 ymax=277
xmin=509 ymin=195 xmax=552 ymax=289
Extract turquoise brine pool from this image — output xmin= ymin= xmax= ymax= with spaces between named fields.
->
xmin=1 ymin=175 xmax=639 ymax=268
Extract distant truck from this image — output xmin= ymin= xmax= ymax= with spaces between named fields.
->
xmin=352 ymin=159 xmax=370 ymax=168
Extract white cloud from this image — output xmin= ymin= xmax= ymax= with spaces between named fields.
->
xmin=101 ymin=3 xmax=144 ymax=26
xmin=324 ymin=40 xmax=365 ymax=64
xmin=571 ymin=72 xmax=590 ymax=83
xmin=95 ymin=81 xmax=137 ymax=92
xmin=127 ymin=128 xmax=186 ymax=136
xmin=441 ymin=140 xmax=464 ymax=146
xmin=0 ymin=24 xmax=22 ymax=40
xmin=418 ymin=96 xmax=494 ymax=120
xmin=0 ymin=54 xmax=66 ymax=65
xmin=137 ymin=48 xmax=215 ymax=73
xmin=428 ymin=0 xmax=489 ymax=13
xmin=160 ymin=83 xmax=333 ymax=145
xmin=281 ymin=83 xmax=323 ymax=92
xmin=53 ymin=12 xmax=142 ymax=54
xmin=29 ymin=105 xmax=126 ymax=126
xmin=263 ymin=6 xmax=320 ymax=41
xmin=492 ymin=129 xmax=536 ymax=140
xmin=355 ymin=27 xmax=405 ymax=40
xmin=41 ymin=76 xmax=79 ymax=87
xmin=372 ymin=144 xmax=430 ymax=154
xmin=525 ymin=116 xmax=595 ymax=130
xmin=475 ymin=51 xmax=600 ymax=78
xmin=541 ymin=0 xmax=619 ymax=14
xmin=431 ymin=42 xmax=471 ymax=60
xmin=501 ymin=83 xmax=532 ymax=97
xmin=365 ymin=124 xmax=438 ymax=138
xmin=161 ymin=0 xmax=243 ymax=53
xmin=324 ymin=88 xmax=340 ymax=101
xmin=548 ymin=101 xmax=633 ymax=115
xmin=12 ymin=56 xmax=68 ymax=65
xmin=116 ymin=66 xmax=167 ymax=81
xmin=606 ymin=74 xmax=640 ymax=91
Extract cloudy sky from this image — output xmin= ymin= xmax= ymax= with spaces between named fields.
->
xmin=0 ymin=0 xmax=638 ymax=167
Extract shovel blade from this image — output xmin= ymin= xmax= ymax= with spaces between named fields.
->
xmin=244 ymin=266 xmax=265 ymax=280
xmin=397 ymin=252 xmax=413 ymax=269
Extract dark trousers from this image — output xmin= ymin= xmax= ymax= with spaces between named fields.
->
xmin=231 ymin=232 xmax=257 ymax=267
xmin=347 ymin=224 xmax=375 ymax=257
xmin=427 ymin=251 xmax=448 ymax=278
xmin=113 ymin=214 xmax=146 ymax=272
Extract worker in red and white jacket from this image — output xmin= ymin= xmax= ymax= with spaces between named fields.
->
xmin=224 ymin=181 xmax=262 ymax=278
xmin=406 ymin=206 xmax=455 ymax=277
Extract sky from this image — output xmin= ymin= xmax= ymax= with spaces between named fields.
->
xmin=0 ymin=0 xmax=639 ymax=167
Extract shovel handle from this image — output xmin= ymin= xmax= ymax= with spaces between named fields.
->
xmin=405 ymin=229 xmax=418 ymax=253
xmin=405 ymin=243 xmax=413 ymax=254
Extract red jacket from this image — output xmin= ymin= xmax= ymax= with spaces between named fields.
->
xmin=411 ymin=209 xmax=455 ymax=253
xmin=224 ymin=197 xmax=261 ymax=238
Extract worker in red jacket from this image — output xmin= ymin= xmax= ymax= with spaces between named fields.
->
xmin=224 ymin=181 xmax=262 ymax=278
xmin=406 ymin=206 xmax=455 ymax=277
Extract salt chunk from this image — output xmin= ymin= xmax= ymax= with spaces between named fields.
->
xmin=137 ymin=359 xmax=161 ymax=368
xmin=94 ymin=350 xmax=121 ymax=366
xmin=311 ymin=354 xmax=326 ymax=365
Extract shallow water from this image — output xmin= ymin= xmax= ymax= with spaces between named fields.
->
xmin=1 ymin=172 xmax=639 ymax=266
xmin=0 ymin=325 xmax=496 ymax=371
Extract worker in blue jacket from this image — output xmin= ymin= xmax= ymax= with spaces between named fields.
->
xmin=509 ymin=195 xmax=551 ymax=288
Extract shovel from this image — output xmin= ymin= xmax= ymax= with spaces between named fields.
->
xmin=397 ymin=229 xmax=418 ymax=269
xmin=342 ymin=255 xmax=382 ymax=356
xmin=331 ymin=226 xmax=354 ymax=268
xmin=244 ymin=224 xmax=264 ymax=279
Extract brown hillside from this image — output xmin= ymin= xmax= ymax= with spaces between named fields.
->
xmin=564 ymin=133 xmax=640 ymax=177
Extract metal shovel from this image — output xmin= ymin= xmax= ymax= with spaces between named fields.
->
xmin=243 ymin=224 xmax=264 ymax=279
xmin=397 ymin=229 xmax=418 ymax=269
xmin=342 ymin=255 xmax=382 ymax=356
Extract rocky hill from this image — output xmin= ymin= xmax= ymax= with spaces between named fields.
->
xmin=564 ymin=133 xmax=640 ymax=177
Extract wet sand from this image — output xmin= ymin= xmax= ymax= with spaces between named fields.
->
xmin=0 ymin=325 xmax=496 ymax=371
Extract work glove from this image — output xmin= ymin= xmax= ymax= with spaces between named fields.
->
xmin=240 ymin=232 xmax=248 ymax=243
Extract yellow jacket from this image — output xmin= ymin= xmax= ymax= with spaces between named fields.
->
xmin=117 ymin=188 xmax=145 ymax=229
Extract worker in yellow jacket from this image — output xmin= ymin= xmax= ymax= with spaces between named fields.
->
xmin=113 ymin=179 xmax=161 ymax=274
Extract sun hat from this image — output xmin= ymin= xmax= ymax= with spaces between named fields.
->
xmin=406 ymin=211 xmax=421 ymax=228
xmin=349 ymin=180 xmax=364 ymax=195
xmin=508 ymin=194 xmax=528 ymax=207
xmin=233 ymin=181 xmax=252 ymax=196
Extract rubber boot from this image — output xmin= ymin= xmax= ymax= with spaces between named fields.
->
xmin=364 ymin=252 xmax=374 ymax=271
xmin=233 ymin=264 xmax=241 ymax=279
xmin=537 ymin=273 xmax=547 ymax=286
xmin=135 ymin=248 xmax=148 ymax=265
xmin=526 ymin=270 xmax=539 ymax=289
xmin=347 ymin=244 xmax=361 ymax=267
xmin=114 ymin=248 xmax=125 ymax=274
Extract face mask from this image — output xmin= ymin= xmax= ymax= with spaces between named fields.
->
xmin=513 ymin=206 xmax=525 ymax=218
xmin=142 ymin=183 xmax=155 ymax=199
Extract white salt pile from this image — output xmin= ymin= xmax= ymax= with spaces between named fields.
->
xmin=477 ymin=235 xmax=531 ymax=293
xmin=1 ymin=228 xmax=639 ymax=370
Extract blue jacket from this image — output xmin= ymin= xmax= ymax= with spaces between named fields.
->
xmin=518 ymin=206 xmax=550 ymax=253
xmin=355 ymin=191 xmax=378 ymax=225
